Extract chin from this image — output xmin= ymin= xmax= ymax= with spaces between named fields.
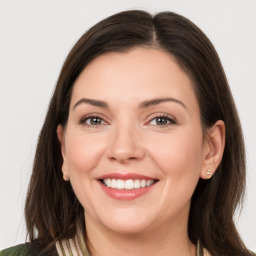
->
xmin=97 ymin=208 xmax=155 ymax=235
xmin=103 ymin=221 xmax=150 ymax=235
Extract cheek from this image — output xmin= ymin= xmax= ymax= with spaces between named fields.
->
xmin=64 ymin=131 xmax=106 ymax=175
xmin=148 ymin=129 xmax=204 ymax=214
xmin=149 ymin=129 xmax=204 ymax=179
xmin=63 ymin=130 xmax=107 ymax=214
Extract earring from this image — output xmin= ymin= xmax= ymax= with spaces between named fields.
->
xmin=206 ymin=169 xmax=212 ymax=178
xmin=63 ymin=171 xmax=69 ymax=181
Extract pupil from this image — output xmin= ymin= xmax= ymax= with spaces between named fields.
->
xmin=156 ymin=117 xmax=167 ymax=125
xmin=91 ymin=117 xmax=101 ymax=125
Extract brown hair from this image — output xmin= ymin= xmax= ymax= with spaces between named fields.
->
xmin=25 ymin=10 xmax=252 ymax=255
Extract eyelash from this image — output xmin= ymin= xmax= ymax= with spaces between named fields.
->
xmin=147 ymin=114 xmax=176 ymax=127
xmin=79 ymin=114 xmax=108 ymax=127
xmin=79 ymin=113 xmax=176 ymax=127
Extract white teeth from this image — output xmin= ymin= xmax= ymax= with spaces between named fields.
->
xmin=105 ymin=178 xmax=111 ymax=187
xmin=134 ymin=179 xmax=140 ymax=189
xmin=141 ymin=180 xmax=146 ymax=188
xmin=110 ymin=179 xmax=117 ymax=188
xmin=147 ymin=180 xmax=153 ymax=186
xmin=103 ymin=178 xmax=155 ymax=190
xmin=116 ymin=179 xmax=125 ymax=189
xmin=125 ymin=179 xmax=134 ymax=190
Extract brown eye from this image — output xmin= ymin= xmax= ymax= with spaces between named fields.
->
xmin=87 ymin=117 xmax=102 ymax=125
xmin=82 ymin=116 xmax=106 ymax=126
xmin=149 ymin=116 xmax=175 ymax=126
xmin=156 ymin=117 xmax=169 ymax=125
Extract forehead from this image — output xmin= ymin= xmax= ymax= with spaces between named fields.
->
xmin=70 ymin=47 xmax=198 ymax=112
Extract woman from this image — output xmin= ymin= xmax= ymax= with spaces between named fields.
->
xmin=0 ymin=10 xmax=254 ymax=256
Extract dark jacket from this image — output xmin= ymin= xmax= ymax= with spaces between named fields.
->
xmin=0 ymin=240 xmax=58 ymax=256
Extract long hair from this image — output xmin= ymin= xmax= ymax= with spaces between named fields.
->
xmin=25 ymin=10 xmax=252 ymax=255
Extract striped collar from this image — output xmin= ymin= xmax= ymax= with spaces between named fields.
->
xmin=56 ymin=231 xmax=208 ymax=256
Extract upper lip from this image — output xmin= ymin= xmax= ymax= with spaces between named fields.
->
xmin=97 ymin=172 xmax=158 ymax=180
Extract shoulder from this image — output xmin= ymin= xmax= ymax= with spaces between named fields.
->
xmin=0 ymin=240 xmax=58 ymax=256
xmin=0 ymin=244 xmax=30 ymax=256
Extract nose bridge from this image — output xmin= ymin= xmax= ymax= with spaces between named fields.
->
xmin=107 ymin=118 xmax=144 ymax=162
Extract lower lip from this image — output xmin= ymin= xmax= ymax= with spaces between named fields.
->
xmin=98 ymin=181 xmax=156 ymax=200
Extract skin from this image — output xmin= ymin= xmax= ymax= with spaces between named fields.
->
xmin=57 ymin=47 xmax=224 ymax=256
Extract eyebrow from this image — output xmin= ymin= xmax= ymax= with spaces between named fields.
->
xmin=139 ymin=98 xmax=187 ymax=109
xmin=73 ymin=98 xmax=109 ymax=110
xmin=73 ymin=97 xmax=187 ymax=110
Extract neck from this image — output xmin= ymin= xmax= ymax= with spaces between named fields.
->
xmin=84 ymin=212 xmax=196 ymax=256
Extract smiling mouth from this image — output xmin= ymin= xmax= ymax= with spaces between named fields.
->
xmin=99 ymin=179 xmax=158 ymax=190
xmin=97 ymin=173 xmax=159 ymax=200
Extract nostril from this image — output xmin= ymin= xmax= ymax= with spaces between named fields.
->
xmin=108 ymin=155 xmax=140 ymax=163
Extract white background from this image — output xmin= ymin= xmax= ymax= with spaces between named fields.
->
xmin=0 ymin=0 xmax=255 ymax=251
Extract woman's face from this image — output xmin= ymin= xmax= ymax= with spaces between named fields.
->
xmin=58 ymin=48 xmax=211 ymax=234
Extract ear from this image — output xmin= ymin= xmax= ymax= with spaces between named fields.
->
xmin=57 ymin=125 xmax=69 ymax=181
xmin=200 ymin=120 xmax=225 ymax=179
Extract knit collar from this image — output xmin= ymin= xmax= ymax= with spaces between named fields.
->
xmin=56 ymin=230 xmax=208 ymax=256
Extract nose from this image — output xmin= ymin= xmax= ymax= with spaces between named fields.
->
xmin=106 ymin=123 xmax=145 ymax=163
